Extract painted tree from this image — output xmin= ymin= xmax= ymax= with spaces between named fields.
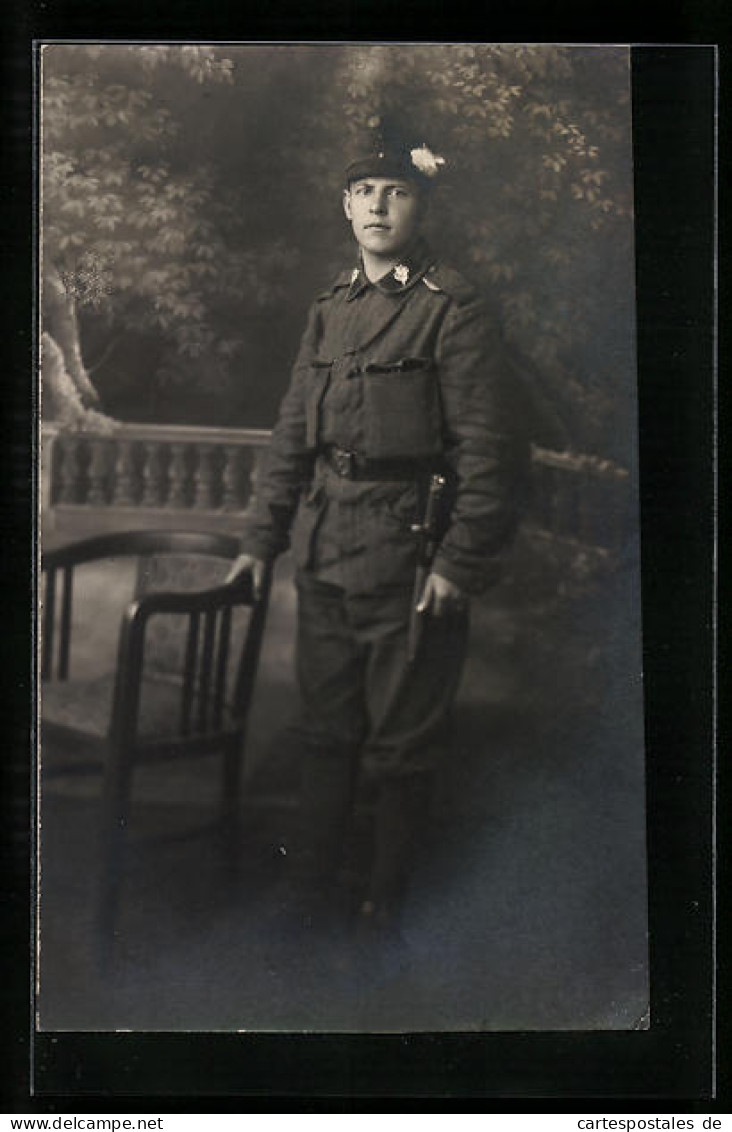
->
xmin=41 ymin=44 xmax=635 ymax=462
xmin=41 ymin=43 xmax=296 ymax=427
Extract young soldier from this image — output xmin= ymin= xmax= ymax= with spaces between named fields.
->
xmin=228 ymin=120 xmax=518 ymax=933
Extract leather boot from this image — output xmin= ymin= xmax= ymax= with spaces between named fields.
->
xmin=357 ymin=774 xmax=431 ymax=936
xmin=272 ymin=742 xmax=357 ymax=933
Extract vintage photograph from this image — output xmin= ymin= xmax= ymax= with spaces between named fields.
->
xmin=38 ymin=42 xmax=647 ymax=1033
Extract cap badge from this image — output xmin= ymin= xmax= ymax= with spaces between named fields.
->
xmin=410 ymin=144 xmax=446 ymax=178
xmin=394 ymin=264 xmax=410 ymax=285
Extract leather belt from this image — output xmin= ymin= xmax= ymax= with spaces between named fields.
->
xmin=319 ymin=445 xmax=435 ymax=482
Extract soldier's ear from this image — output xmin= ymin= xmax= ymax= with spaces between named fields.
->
xmin=343 ymin=188 xmax=353 ymax=221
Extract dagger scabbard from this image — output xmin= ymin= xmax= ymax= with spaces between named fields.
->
xmin=406 ymin=473 xmax=447 ymax=665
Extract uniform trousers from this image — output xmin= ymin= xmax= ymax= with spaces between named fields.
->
xmin=293 ymin=569 xmax=469 ymax=913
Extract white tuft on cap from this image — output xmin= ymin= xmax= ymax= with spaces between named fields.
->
xmin=410 ymin=144 xmax=446 ymax=178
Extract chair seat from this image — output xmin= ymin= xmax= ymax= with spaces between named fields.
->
xmin=41 ymin=533 xmax=273 ymax=951
xmin=42 ymin=673 xmax=238 ymax=742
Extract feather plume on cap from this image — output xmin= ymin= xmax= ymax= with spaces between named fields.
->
xmin=344 ymin=115 xmax=446 ymax=188
xmin=410 ymin=144 xmax=446 ymax=178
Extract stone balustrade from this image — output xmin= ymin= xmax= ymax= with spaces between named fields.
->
xmin=41 ymin=422 xmax=632 ymax=553
xmin=41 ymin=422 xmax=271 ymax=542
xmin=527 ymin=444 xmax=632 ymax=554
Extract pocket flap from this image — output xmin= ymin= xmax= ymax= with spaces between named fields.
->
xmin=363 ymin=357 xmax=431 ymax=375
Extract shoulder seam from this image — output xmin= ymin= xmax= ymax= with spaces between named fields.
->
xmin=316 ymin=270 xmax=353 ymax=301
xmin=425 ymin=263 xmax=479 ymax=305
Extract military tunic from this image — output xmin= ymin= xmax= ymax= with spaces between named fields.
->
xmin=242 ymin=239 xmax=517 ymax=780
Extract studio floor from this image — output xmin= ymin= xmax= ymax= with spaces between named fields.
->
xmin=37 ymin=548 xmax=649 ymax=1034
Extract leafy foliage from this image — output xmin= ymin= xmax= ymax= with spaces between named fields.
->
xmin=295 ymin=45 xmax=636 ymax=457
xmin=42 ymin=44 xmax=636 ymax=459
xmin=42 ymin=44 xmax=297 ymax=418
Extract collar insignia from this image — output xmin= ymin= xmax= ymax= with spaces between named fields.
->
xmin=345 ymin=241 xmax=432 ymax=299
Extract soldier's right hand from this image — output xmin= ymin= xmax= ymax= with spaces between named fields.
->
xmin=225 ymin=553 xmax=266 ymax=600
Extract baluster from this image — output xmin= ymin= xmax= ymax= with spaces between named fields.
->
xmin=193 ymin=444 xmax=217 ymax=510
xmin=567 ymin=471 xmax=581 ymax=540
xmin=578 ymin=472 xmax=593 ymax=546
xmin=243 ymin=448 xmax=263 ymax=515
xmin=111 ymin=439 xmax=137 ymax=506
xmin=221 ymin=445 xmax=241 ymax=511
xmin=140 ymin=441 xmax=163 ymax=507
xmin=529 ymin=463 xmax=542 ymax=530
xmin=535 ymin=463 xmax=552 ymax=533
xmin=552 ymin=468 xmax=565 ymax=535
xmin=552 ymin=469 xmax=569 ymax=538
xmin=56 ymin=436 xmax=79 ymax=504
xmin=87 ymin=438 xmax=109 ymax=505
xmin=167 ymin=442 xmax=189 ymax=508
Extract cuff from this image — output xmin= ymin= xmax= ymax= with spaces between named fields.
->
xmin=431 ymin=550 xmax=502 ymax=596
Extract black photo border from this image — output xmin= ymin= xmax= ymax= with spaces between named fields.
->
xmin=1 ymin=4 xmax=722 ymax=1109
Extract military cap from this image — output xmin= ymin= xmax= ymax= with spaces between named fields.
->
xmin=344 ymin=114 xmax=445 ymax=190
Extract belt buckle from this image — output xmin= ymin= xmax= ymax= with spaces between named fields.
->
xmin=333 ymin=447 xmax=356 ymax=478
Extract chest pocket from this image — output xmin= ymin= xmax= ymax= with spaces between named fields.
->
xmin=362 ymin=357 xmax=444 ymax=460
xmin=305 ymin=360 xmax=332 ymax=450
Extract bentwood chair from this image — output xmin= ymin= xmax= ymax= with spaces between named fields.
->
xmin=40 ymin=530 xmax=272 ymax=957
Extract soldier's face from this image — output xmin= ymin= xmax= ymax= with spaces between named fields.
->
xmin=343 ymin=177 xmax=422 ymax=259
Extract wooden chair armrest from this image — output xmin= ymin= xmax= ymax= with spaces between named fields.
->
xmin=109 ymin=574 xmax=265 ymax=745
xmin=122 ymin=575 xmax=256 ymax=622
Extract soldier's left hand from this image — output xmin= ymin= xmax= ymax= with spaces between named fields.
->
xmin=416 ymin=572 xmax=467 ymax=617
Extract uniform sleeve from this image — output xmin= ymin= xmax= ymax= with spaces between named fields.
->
xmin=432 ymin=296 xmax=518 ymax=595
xmin=239 ymin=302 xmax=320 ymax=560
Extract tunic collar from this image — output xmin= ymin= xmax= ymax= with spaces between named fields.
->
xmin=345 ymin=240 xmax=434 ymax=301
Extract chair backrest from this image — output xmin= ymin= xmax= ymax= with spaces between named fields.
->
xmin=134 ymin=550 xmax=242 ymax=680
xmin=42 ymin=531 xmax=271 ymax=738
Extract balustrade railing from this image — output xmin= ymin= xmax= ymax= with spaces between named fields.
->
xmin=41 ymin=422 xmax=632 ymax=553
xmin=42 ymin=422 xmax=270 ymax=541
xmin=526 ymin=444 xmax=632 ymax=554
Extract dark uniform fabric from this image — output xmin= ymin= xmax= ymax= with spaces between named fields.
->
xmin=242 ymin=239 xmax=518 ymax=596
xmin=295 ymin=572 xmax=469 ymax=781
xmin=241 ymin=239 xmax=517 ymax=914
